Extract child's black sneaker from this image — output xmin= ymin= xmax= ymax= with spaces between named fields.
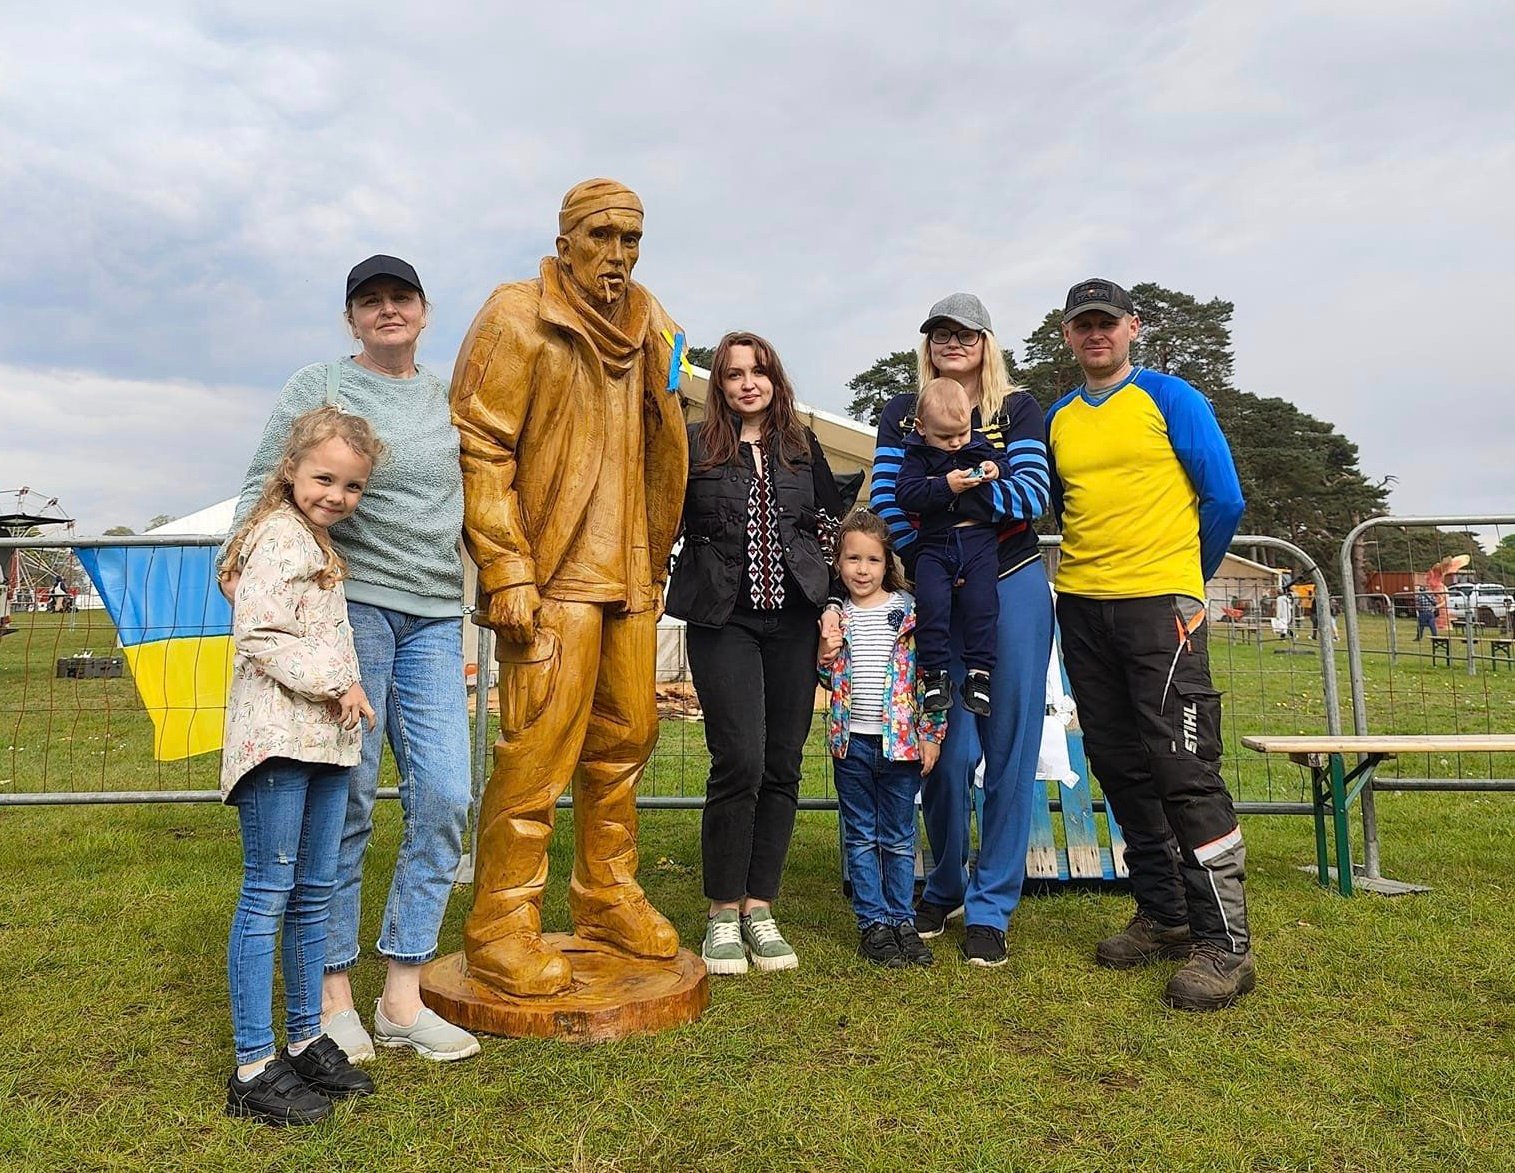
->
xmin=894 ymin=923 xmax=934 ymax=967
xmin=919 ymin=670 xmax=953 ymax=713
xmin=226 ymin=1058 xmax=331 ymax=1126
xmin=962 ymin=669 xmax=991 ymax=716
xmin=961 ymin=924 xmax=1007 ymax=968
xmin=858 ymin=922 xmax=907 ymax=967
xmin=281 ymin=1035 xmax=376 ymax=1099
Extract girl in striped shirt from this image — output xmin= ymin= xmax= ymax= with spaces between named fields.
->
xmin=818 ymin=511 xmax=945 ymax=968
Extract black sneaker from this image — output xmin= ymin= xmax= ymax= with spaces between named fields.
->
xmin=894 ymin=923 xmax=934 ymax=967
xmin=919 ymin=670 xmax=953 ymax=713
xmin=281 ymin=1034 xmax=376 ymax=1099
xmin=226 ymin=1058 xmax=331 ymax=1126
xmin=914 ymin=898 xmax=963 ymax=940
xmin=858 ymin=922 xmax=907 ymax=967
xmin=961 ymin=924 xmax=1007 ymax=968
xmin=962 ymin=669 xmax=991 ymax=716
xmin=1162 ymin=942 xmax=1256 ymax=1011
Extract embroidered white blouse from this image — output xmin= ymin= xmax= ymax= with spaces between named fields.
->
xmin=220 ymin=506 xmax=363 ymax=799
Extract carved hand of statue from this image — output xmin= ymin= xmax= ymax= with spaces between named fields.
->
xmin=486 ymin=583 xmax=543 ymax=644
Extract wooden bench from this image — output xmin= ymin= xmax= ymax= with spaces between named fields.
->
xmin=1241 ymin=735 xmax=1515 ymax=895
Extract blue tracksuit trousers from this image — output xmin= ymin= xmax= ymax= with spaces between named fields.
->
xmin=919 ymin=557 xmax=1053 ymax=929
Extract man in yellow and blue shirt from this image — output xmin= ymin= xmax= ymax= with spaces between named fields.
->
xmin=1046 ymin=278 xmax=1253 ymax=1011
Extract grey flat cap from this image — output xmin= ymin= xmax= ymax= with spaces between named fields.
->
xmin=920 ymin=292 xmax=992 ymax=335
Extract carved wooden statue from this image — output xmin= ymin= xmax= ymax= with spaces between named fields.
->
xmin=443 ymin=179 xmax=691 ymax=1015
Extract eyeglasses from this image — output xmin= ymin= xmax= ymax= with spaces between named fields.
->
xmin=928 ymin=327 xmax=982 ymax=347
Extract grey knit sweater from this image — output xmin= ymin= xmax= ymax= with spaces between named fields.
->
xmin=228 ymin=358 xmax=464 ymax=617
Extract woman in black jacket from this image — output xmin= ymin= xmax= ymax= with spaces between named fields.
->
xmin=666 ymin=331 xmax=844 ymax=976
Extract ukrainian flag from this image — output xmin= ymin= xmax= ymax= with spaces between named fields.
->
xmin=77 ymin=545 xmax=233 ymax=760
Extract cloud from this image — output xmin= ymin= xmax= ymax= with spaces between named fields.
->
xmin=0 ymin=364 xmax=268 ymax=533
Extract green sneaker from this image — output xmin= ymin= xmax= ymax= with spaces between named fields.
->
xmin=700 ymin=909 xmax=749 ymax=975
xmin=741 ymin=907 xmax=799 ymax=972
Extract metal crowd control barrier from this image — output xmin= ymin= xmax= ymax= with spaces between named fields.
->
xmin=0 ymin=531 xmax=1352 ymax=853
xmin=1338 ymin=514 xmax=1515 ymax=887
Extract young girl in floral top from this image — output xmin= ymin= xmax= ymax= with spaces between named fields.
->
xmin=218 ymin=406 xmax=384 ymax=1126
xmin=818 ymin=510 xmax=946 ymax=968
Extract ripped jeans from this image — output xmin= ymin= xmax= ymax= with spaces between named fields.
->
xmin=227 ymin=757 xmax=348 ymax=1064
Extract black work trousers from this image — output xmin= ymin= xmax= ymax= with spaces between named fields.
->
xmin=1056 ymin=593 xmax=1249 ymax=951
xmin=686 ymin=605 xmax=820 ymax=903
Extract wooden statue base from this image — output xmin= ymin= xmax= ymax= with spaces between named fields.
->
xmin=419 ymin=935 xmax=709 ymax=1043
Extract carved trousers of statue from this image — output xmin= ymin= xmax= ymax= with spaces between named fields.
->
xmin=465 ymin=598 xmax=667 ymax=979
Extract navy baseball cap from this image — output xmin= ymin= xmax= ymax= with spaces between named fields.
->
xmin=345 ymin=255 xmax=424 ymax=302
xmin=1062 ymin=278 xmax=1135 ymax=323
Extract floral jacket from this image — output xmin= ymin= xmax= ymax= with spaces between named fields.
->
xmin=220 ymin=506 xmax=363 ymax=800
xmin=818 ymin=592 xmax=946 ymax=762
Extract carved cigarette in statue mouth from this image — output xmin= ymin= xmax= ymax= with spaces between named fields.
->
xmin=600 ymin=276 xmax=623 ymax=301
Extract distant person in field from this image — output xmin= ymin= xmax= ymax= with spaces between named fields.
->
xmin=1046 ymin=277 xmax=1253 ymax=1012
xmin=893 ymin=377 xmax=1014 ymax=717
xmin=1414 ymin=586 xmax=1438 ymax=641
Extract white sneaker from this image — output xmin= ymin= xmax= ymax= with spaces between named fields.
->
xmin=373 ymin=1001 xmax=481 ymax=1062
xmin=322 ymin=1008 xmax=375 ymax=1063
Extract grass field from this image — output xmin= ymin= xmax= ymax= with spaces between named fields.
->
xmin=3 ymin=610 xmax=1515 ymax=1170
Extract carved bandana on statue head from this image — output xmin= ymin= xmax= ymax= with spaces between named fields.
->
xmin=555 ymin=178 xmax=646 ymax=312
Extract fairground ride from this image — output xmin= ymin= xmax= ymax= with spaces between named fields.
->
xmin=1 ymin=488 xmax=76 ymax=631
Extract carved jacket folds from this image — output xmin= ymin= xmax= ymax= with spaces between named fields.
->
xmin=664 ymin=422 xmax=834 ymax=628
xmin=221 ymin=507 xmax=362 ymax=800
xmin=449 ymin=259 xmax=688 ymax=614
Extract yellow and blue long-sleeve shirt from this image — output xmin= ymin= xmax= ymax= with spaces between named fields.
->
xmin=1046 ymin=367 xmax=1244 ymax=602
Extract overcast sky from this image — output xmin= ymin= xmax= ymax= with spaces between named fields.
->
xmin=3 ymin=2 xmax=1512 ymax=540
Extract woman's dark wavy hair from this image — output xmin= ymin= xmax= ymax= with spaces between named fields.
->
xmin=696 ymin=331 xmax=811 ymax=472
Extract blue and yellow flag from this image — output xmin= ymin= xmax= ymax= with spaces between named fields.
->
xmin=77 ymin=545 xmax=233 ymax=760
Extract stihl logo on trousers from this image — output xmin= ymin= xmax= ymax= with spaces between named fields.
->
xmin=1182 ymin=702 xmax=1199 ymax=755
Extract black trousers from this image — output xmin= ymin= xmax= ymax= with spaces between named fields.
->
xmin=912 ymin=524 xmax=1000 ymax=673
xmin=1057 ymin=593 xmax=1249 ymax=951
xmin=686 ymin=606 xmax=820 ymax=903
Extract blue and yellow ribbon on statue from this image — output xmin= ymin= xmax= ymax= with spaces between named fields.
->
xmin=660 ymin=329 xmax=691 ymax=392
xmin=76 ymin=545 xmax=234 ymax=761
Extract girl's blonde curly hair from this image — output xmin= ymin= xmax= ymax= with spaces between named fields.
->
xmin=219 ymin=405 xmax=386 ymax=589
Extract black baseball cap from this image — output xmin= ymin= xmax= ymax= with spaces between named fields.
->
xmin=345 ymin=254 xmax=424 ymax=302
xmin=1062 ymin=278 xmax=1134 ymax=323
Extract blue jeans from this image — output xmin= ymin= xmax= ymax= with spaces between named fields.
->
xmin=326 ymin=603 xmax=472 ymax=970
xmin=228 ymin=758 xmax=348 ymax=1064
xmin=920 ymin=558 xmax=1053 ymax=929
xmin=1415 ymin=611 xmax=1437 ymax=640
xmin=834 ymin=733 xmax=923 ymax=928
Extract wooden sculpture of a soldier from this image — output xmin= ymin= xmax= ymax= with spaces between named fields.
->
xmin=450 ymin=178 xmax=687 ymax=997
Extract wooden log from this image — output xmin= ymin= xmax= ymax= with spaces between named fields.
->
xmin=419 ymin=936 xmax=709 ymax=1043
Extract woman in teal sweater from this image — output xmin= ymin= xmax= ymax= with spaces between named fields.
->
xmin=226 ymin=256 xmax=479 ymax=1063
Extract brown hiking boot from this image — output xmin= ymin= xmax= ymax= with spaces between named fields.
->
xmin=1162 ymin=942 xmax=1256 ymax=1011
xmin=1095 ymin=913 xmax=1195 ymax=969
